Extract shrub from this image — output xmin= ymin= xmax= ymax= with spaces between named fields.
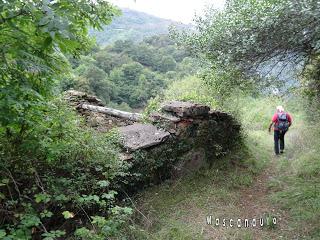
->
xmin=0 ymin=98 xmax=132 ymax=239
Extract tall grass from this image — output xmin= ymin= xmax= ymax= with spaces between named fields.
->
xmin=240 ymin=94 xmax=320 ymax=238
xmin=271 ymin=121 xmax=320 ymax=239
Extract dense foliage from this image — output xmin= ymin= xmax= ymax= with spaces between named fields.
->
xmin=0 ymin=101 xmax=133 ymax=239
xmin=0 ymin=0 xmax=119 ymax=138
xmin=63 ymin=35 xmax=198 ymax=109
xmin=0 ymin=1 xmax=137 ymax=239
xmin=176 ymin=0 xmax=320 ymax=68
xmin=172 ymin=0 xmax=320 ymax=99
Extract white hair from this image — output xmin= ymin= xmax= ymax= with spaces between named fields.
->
xmin=276 ymin=105 xmax=284 ymax=112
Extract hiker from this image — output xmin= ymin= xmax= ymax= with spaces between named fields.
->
xmin=268 ymin=106 xmax=292 ymax=155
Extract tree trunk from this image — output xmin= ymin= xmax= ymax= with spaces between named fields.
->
xmin=79 ymin=104 xmax=142 ymax=121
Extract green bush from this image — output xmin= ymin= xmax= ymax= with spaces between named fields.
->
xmin=163 ymin=76 xmax=218 ymax=108
xmin=272 ymin=121 xmax=320 ymax=238
xmin=0 ymin=99 xmax=132 ymax=239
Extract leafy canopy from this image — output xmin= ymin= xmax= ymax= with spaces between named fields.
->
xmin=174 ymin=0 xmax=320 ymax=71
xmin=0 ymin=0 xmax=120 ymax=134
xmin=170 ymin=0 xmax=320 ymax=100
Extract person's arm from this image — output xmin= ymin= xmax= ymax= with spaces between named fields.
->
xmin=269 ymin=113 xmax=277 ymax=132
xmin=268 ymin=122 xmax=274 ymax=132
xmin=287 ymin=113 xmax=292 ymax=127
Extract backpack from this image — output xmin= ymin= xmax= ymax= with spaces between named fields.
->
xmin=277 ymin=112 xmax=289 ymax=131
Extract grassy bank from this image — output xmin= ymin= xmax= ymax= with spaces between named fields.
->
xmin=271 ymin=119 xmax=320 ymax=239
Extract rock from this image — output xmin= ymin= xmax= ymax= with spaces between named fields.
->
xmin=173 ymin=149 xmax=206 ymax=177
xmin=119 ymin=153 xmax=133 ymax=161
xmin=168 ymin=129 xmax=176 ymax=134
xmin=64 ymin=90 xmax=138 ymax=131
xmin=87 ymin=114 xmax=105 ymax=127
xmin=119 ymin=123 xmax=170 ymax=151
xmin=80 ymin=104 xmax=142 ymax=121
xmin=64 ymin=90 xmax=104 ymax=106
xmin=149 ymin=112 xmax=181 ymax=123
xmin=162 ymin=101 xmax=210 ymax=118
xmin=209 ymin=110 xmax=231 ymax=119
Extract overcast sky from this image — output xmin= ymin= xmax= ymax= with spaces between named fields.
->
xmin=108 ymin=0 xmax=226 ymax=24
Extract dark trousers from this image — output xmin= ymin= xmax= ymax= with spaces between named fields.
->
xmin=274 ymin=130 xmax=286 ymax=154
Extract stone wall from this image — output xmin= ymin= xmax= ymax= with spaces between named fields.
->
xmin=64 ymin=90 xmax=136 ymax=131
xmin=65 ymin=91 xmax=241 ymax=192
xmin=119 ymin=101 xmax=241 ymax=192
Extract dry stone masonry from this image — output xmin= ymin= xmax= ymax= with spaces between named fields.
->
xmin=119 ymin=123 xmax=170 ymax=151
xmin=65 ymin=90 xmax=241 ymax=192
xmin=64 ymin=90 xmax=137 ymax=131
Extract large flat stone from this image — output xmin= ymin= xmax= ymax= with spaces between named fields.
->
xmin=64 ymin=90 xmax=104 ymax=106
xmin=162 ymin=101 xmax=210 ymax=117
xmin=149 ymin=112 xmax=181 ymax=123
xmin=119 ymin=123 xmax=170 ymax=151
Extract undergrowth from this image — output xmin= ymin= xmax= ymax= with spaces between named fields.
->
xmin=271 ymin=121 xmax=320 ymax=239
xmin=0 ymin=99 xmax=133 ymax=239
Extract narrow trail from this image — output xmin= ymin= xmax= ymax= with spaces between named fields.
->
xmin=202 ymin=157 xmax=292 ymax=240
xmin=235 ymin=129 xmax=298 ymax=240
xmin=202 ymin=130 xmax=296 ymax=240
xmin=237 ymin=154 xmax=291 ymax=239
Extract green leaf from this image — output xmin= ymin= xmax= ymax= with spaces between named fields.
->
xmin=40 ymin=210 xmax=53 ymax=219
xmin=122 ymin=207 xmax=133 ymax=215
xmin=62 ymin=211 xmax=74 ymax=219
xmin=20 ymin=214 xmax=41 ymax=228
xmin=39 ymin=16 xmax=50 ymax=26
xmin=0 ymin=229 xmax=6 ymax=238
xmin=0 ymin=193 xmax=5 ymax=200
xmin=43 ymin=36 xmax=52 ymax=49
xmin=34 ymin=193 xmax=51 ymax=203
xmin=42 ymin=230 xmax=65 ymax=240
xmin=97 ymin=180 xmax=110 ymax=187
xmin=101 ymin=190 xmax=117 ymax=200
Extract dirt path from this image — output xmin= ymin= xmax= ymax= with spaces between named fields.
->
xmin=238 ymin=154 xmax=291 ymax=239
xmin=201 ymin=133 xmax=294 ymax=240
xmin=235 ymin=129 xmax=299 ymax=240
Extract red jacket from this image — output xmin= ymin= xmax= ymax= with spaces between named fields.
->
xmin=272 ymin=112 xmax=292 ymax=131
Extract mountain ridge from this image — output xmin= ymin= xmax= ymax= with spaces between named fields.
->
xmin=90 ymin=8 xmax=190 ymax=46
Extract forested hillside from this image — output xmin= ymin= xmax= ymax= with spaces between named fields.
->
xmin=62 ymin=35 xmax=198 ymax=110
xmin=62 ymin=9 xmax=196 ymax=111
xmin=89 ymin=8 xmax=188 ymax=46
